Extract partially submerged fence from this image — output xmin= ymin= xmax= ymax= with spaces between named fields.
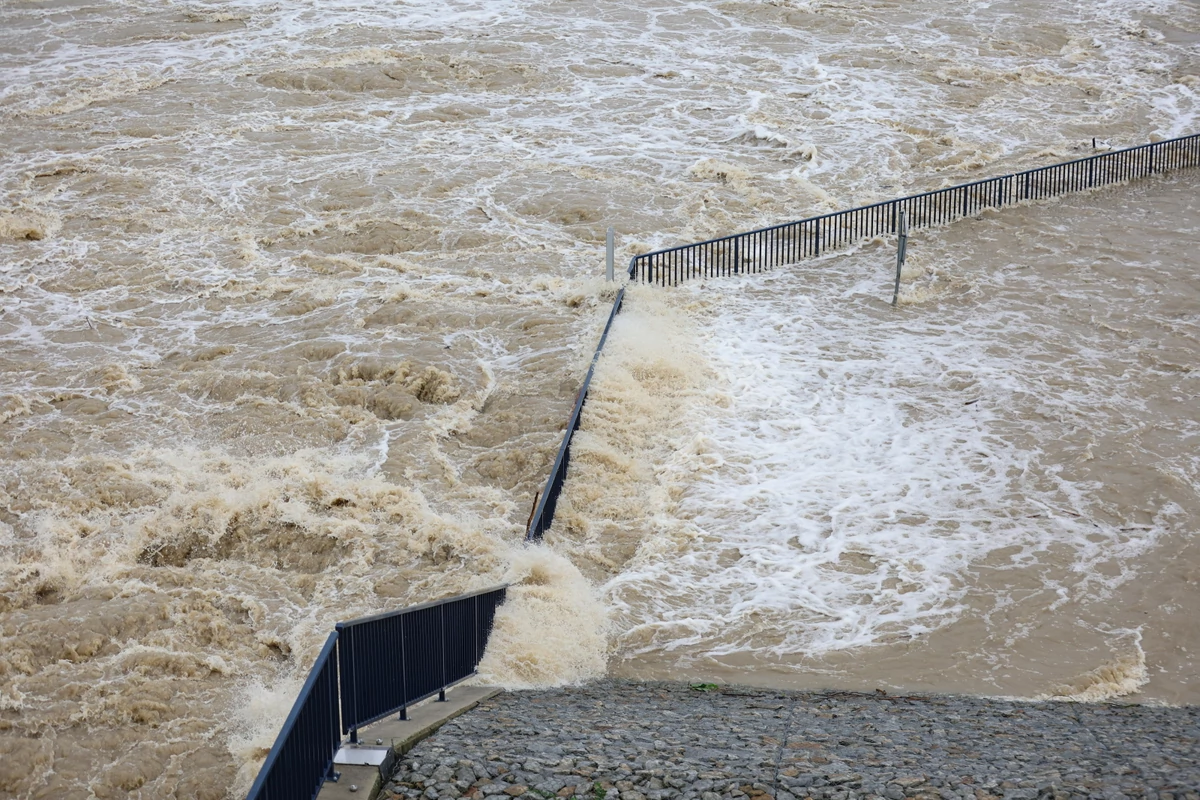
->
xmin=525 ymin=287 xmax=626 ymax=541
xmin=244 ymin=133 xmax=1197 ymax=793
xmin=524 ymin=133 xmax=1198 ymax=542
xmin=629 ymin=133 xmax=1200 ymax=286
xmin=245 ymin=586 xmax=507 ymax=800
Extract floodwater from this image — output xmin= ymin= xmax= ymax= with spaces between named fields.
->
xmin=560 ymin=175 xmax=1200 ymax=705
xmin=0 ymin=0 xmax=1196 ymax=797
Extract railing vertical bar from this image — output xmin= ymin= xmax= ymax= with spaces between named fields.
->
xmin=439 ymin=603 xmax=447 ymax=701
xmin=398 ymin=608 xmax=408 ymax=720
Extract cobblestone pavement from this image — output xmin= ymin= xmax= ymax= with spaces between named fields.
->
xmin=380 ymin=681 xmax=1200 ymax=800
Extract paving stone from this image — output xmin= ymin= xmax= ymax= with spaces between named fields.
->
xmin=380 ymin=681 xmax=1200 ymax=800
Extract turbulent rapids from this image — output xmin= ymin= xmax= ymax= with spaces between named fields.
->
xmin=0 ymin=0 xmax=1198 ymax=797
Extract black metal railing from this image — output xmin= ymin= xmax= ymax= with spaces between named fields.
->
xmin=629 ymin=133 xmax=1200 ymax=285
xmin=336 ymin=586 xmax=507 ymax=742
xmin=526 ymin=287 xmax=626 ymax=541
xmin=246 ymin=585 xmax=507 ymax=800
xmin=521 ymin=134 xmax=1198 ymax=543
xmin=244 ymin=633 xmax=342 ymax=800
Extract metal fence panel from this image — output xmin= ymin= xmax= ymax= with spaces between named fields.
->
xmin=442 ymin=595 xmax=478 ymax=684
xmin=631 ymin=133 xmax=1199 ymax=286
xmin=248 ymin=586 xmax=507 ymax=799
xmin=336 ymin=586 xmax=507 ymax=738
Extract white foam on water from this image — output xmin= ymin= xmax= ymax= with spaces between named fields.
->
xmin=228 ymin=673 xmax=309 ymax=796
xmin=1 ymin=0 xmax=1198 ymax=794
xmin=477 ymin=547 xmax=610 ymax=689
xmin=1035 ymin=631 xmax=1150 ymax=702
xmin=606 ymin=270 xmax=1089 ymax=656
xmin=601 ymin=177 xmax=1197 ymax=682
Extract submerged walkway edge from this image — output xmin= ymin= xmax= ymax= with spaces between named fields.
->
xmin=380 ymin=681 xmax=1199 ymax=800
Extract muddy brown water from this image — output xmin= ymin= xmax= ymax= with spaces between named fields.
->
xmin=0 ymin=0 xmax=1197 ymax=797
xmin=559 ymin=176 xmax=1199 ymax=706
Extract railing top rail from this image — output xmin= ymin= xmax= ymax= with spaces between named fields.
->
xmin=336 ymin=584 xmax=509 ymax=629
xmin=244 ymin=631 xmax=339 ymax=800
xmin=631 ymin=132 xmax=1198 ymax=264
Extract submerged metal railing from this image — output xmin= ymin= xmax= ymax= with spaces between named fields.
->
xmin=522 ymin=134 xmax=1198 ymax=543
xmin=629 ymin=134 xmax=1200 ymax=285
xmin=526 ymin=288 xmax=626 ymax=541
xmin=245 ymin=586 xmax=507 ymax=800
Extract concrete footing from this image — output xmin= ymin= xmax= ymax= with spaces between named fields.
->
xmin=317 ymin=685 xmax=502 ymax=800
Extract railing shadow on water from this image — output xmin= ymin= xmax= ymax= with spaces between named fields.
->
xmin=245 ymin=586 xmax=507 ymax=800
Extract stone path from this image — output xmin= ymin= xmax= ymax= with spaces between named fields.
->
xmin=380 ymin=681 xmax=1199 ymax=800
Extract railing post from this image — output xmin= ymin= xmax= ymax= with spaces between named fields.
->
xmin=605 ymin=226 xmax=614 ymax=282
xmin=892 ymin=209 xmax=907 ymax=307
xmin=336 ymin=624 xmax=360 ymax=745
xmin=398 ymin=611 xmax=409 ymax=720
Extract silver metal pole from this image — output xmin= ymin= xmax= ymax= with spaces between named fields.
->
xmin=606 ymin=226 xmax=615 ymax=282
xmin=891 ymin=209 xmax=907 ymax=307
